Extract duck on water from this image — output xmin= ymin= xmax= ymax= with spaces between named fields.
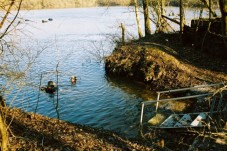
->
xmin=71 ymin=76 xmax=77 ymax=84
xmin=41 ymin=81 xmax=58 ymax=94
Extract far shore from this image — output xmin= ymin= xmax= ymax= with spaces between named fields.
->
xmin=15 ymin=0 xmax=209 ymax=11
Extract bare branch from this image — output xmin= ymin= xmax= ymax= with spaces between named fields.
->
xmin=0 ymin=0 xmax=23 ymax=39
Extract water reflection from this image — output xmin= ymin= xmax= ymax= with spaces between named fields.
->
xmin=105 ymin=75 xmax=157 ymax=101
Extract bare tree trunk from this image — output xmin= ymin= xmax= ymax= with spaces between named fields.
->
xmin=143 ymin=0 xmax=151 ymax=36
xmin=219 ymin=0 xmax=227 ymax=36
xmin=134 ymin=0 xmax=143 ymax=38
xmin=0 ymin=111 xmax=8 ymax=151
xmin=209 ymin=0 xmax=212 ymax=20
xmin=180 ymin=0 xmax=184 ymax=39
xmin=120 ymin=23 xmax=125 ymax=44
xmin=161 ymin=0 xmax=165 ymax=16
xmin=156 ymin=0 xmax=168 ymax=33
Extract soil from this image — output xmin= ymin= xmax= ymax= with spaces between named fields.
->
xmin=3 ymin=107 xmax=227 ymax=150
xmin=105 ymin=33 xmax=227 ymax=90
xmin=3 ymin=107 xmax=153 ymax=150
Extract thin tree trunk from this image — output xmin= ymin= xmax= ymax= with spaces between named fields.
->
xmin=0 ymin=111 xmax=8 ymax=151
xmin=219 ymin=0 xmax=227 ymax=36
xmin=143 ymin=0 xmax=151 ymax=36
xmin=120 ymin=23 xmax=125 ymax=44
xmin=161 ymin=0 xmax=165 ymax=16
xmin=180 ymin=0 xmax=184 ymax=39
xmin=209 ymin=0 xmax=212 ymax=20
xmin=153 ymin=0 xmax=168 ymax=33
xmin=134 ymin=0 xmax=143 ymax=38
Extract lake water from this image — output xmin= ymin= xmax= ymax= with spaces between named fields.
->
xmin=3 ymin=6 xmax=214 ymax=138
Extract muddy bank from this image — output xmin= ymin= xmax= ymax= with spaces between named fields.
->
xmin=4 ymin=107 xmax=152 ymax=150
xmin=105 ymin=34 xmax=227 ymax=90
xmin=4 ymin=107 xmax=226 ymax=150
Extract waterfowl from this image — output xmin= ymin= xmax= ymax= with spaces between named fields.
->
xmin=40 ymin=81 xmax=58 ymax=94
xmin=42 ymin=20 xmax=48 ymax=23
xmin=71 ymin=76 xmax=77 ymax=84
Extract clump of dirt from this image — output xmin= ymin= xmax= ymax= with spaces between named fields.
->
xmin=105 ymin=33 xmax=227 ymax=90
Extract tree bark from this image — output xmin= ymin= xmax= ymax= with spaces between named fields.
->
xmin=120 ymin=23 xmax=125 ymax=44
xmin=219 ymin=0 xmax=227 ymax=36
xmin=160 ymin=0 xmax=165 ymax=16
xmin=134 ymin=0 xmax=143 ymax=38
xmin=156 ymin=0 xmax=168 ymax=33
xmin=142 ymin=0 xmax=151 ymax=36
xmin=0 ymin=111 xmax=8 ymax=151
xmin=180 ymin=0 xmax=184 ymax=39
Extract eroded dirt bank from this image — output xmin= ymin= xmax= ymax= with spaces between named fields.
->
xmin=105 ymin=34 xmax=227 ymax=90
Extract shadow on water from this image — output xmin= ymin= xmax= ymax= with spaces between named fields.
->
xmin=104 ymin=75 xmax=203 ymax=138
xmin=105 ymin=74 xmax=157 ymax=101
xmin=105 ymin=74 xmax=158 ymax=137
xmin=36 ymin=90 xmax=60 ymax=119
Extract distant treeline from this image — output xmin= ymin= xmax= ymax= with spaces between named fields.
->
xmin=19 ymin=0 xmax=220 ymax=10
xmin=20 ymin=0 xmax=133 ymax=9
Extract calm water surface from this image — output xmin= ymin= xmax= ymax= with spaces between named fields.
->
xmin=5 ymin=7 xmax=213 ymax=138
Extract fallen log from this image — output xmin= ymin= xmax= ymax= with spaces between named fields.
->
xmin=161 ymin=15 xmax=180 ymax=25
